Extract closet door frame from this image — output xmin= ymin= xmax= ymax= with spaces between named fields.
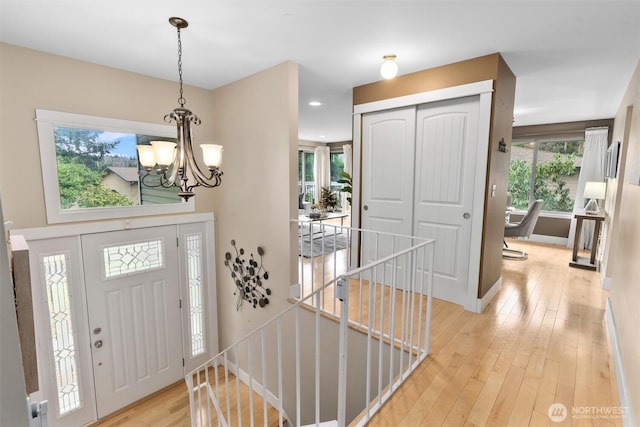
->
xmin=353 ymin=80 xmax=493 ymax=311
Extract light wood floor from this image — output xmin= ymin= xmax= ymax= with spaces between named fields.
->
xmin=367 ymin=240 xmax=621 ymax=427
xmin=93 ymin=240 xmax=621 ymax=426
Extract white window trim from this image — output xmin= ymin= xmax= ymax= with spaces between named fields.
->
xmin=11 ymin=212 xmax=214 ymax=241
xmin=509 ymin=210 xmax=573 ymax=220
xmin=35 ymin=109 xmax=194 ymax=224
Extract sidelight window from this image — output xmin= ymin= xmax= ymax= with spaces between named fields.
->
xmin=42 ymin=252 xmax=82 ymax=415
xmin=185 ymin=233 xmax=206 ymax=357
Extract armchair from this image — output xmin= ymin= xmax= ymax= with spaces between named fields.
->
xmin=503 ymin=199 xmax=543 ymax=260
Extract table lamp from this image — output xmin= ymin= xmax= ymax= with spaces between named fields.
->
xmin=583 ymin=181 xmax=606 ymax=215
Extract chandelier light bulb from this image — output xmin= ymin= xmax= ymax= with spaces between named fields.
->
xmin=380 ymin=54 xmax=398 ymax=79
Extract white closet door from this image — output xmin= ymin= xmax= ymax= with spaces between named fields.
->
xmin=414 ymin=96 xmax=480 ymax=304
xmin=361 ymin=107 xmax=416 ymax=266
xmin=81 ymin=226 xmax=183 ymax=418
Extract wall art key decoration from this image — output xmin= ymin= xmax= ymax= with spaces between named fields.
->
xmin=224 ymin=240 xmax=271 ymax=310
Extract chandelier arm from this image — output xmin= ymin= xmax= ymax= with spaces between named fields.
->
xmin=178 ymin=110 xmax=223 ymax=188
xmin=140 ymin=170 xmax=180 ymax=189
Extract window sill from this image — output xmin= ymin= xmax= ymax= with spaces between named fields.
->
xmin=509 ymin=210 xmax=573 ymax=220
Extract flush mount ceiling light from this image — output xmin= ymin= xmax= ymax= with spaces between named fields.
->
xmin=137 ymin=17 xmax=223 ymax=201
xmin=380 ymin=54 xmax=398 ymax=79
xmin=308 ymin=101 xmax=323 ymax=106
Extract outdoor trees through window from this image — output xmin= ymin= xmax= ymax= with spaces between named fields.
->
xmin=54 ymin=126 xmax=181 ymax=210
xmin=55 ymin=127 xmax=136 ymax=208
xmin=508 ymin=140 xmax=584 ymax=213
xmin=330 ymin=152 xmax=344 ymax=189
xmin=298 ymin=151 xmax=315 ymax=202
xmin=36 ymin=109 xmax=193 ymax=224
xmin=298 ymin=149 xmax=347 ymax=206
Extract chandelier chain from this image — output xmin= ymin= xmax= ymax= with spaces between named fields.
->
xmin=176 ymin=27 xmax=186 ymax=107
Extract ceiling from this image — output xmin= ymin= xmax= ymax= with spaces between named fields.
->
xmin=1 ymin=1 xmax=639 ymax=142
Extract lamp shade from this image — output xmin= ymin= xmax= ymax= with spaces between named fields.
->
xmin=583 ymin=181 xmax=606 ymax=199
xmin=150 ymin=141 xmax=177 ymax=168
xmin=201 ymin=144 xmax=223 ymax=168
xmin=136 ymin=145 xmax=156 ymax=168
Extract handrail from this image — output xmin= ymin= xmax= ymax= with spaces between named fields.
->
xmin=186 ymin=221 xmax=435 ymax=426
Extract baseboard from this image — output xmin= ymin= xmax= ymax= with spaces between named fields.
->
xmin=601 ymin=275 xmax=612 ymax=290
xmin=529 ymin=234 xmax=569 ymax=246
xmin=605 ymin=298 xmax=636 ymax=427
xmin=475 ymin=277 xmax=501 ymax=313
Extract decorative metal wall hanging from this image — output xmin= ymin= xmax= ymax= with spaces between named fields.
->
xmin=224 ymin=240 xmax=271 ymax=310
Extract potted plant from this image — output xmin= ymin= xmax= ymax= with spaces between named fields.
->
xmin=338 ymin=171 xmax=352 ymax=206
xmin=319 ymin=186 xmax=339 ymax=212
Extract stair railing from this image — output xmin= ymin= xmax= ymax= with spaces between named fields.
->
xmin=186 ymin=221 xmax=434 ymax=426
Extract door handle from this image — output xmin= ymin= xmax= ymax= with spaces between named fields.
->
xmin=94 ymin=340 xmax=103 ymax=348
xmin=463 ymin=212 xmax=471 ymax=219
xmin=363 ymin=205 xmax=369 ymax=211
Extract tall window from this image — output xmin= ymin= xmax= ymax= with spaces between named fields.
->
xmin=298 ymin=150 xmax=315 ymax=202
xmin=508 ymin=139 xmax=584 ymax=213
xmin=330 ymin=152 xmax=345 ymax=190
xmin=42 ymin=252 xmax=82 ymax=416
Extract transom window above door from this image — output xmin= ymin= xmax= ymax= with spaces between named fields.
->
xmin=102 ymin=238 xmax=165 ymax=279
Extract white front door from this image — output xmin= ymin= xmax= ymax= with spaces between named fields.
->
xmin=414 ymin=96 xmax=480 ymax=304
xmin=81 ymin=226 xmax=183 ymax=418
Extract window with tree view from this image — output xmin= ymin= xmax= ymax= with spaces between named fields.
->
xmin=36 ymin=109 xmax=193 ymax=224
xmin=508 ymin=139 xmax=584 ymax=213
xmin=298 ymin=151 xmax=315 ymax=203
xmin=54 ymin=127 xmax=180 ymax=209
xmin=330 ymin=152 xmax=344 ymax=190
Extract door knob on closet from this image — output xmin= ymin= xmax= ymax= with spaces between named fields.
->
xmin=463 ymin=212 xmax=471 ymax=219
xmin=363 ymin=205 xmax=369 ymax=211
xmin=94 ymin=340 xmax=103 ymax=348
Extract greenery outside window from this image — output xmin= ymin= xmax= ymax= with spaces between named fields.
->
xmin=508 ymin=139 xmax=584 ymax=213
xmin=298 ymin=150 xmax=315 ymax=203
xmin=330 ymin=152 xmax=344 ymax=190
xmin=36 ymin=109 xmax=193 ymax=224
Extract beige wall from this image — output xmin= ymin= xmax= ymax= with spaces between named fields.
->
xmin=208 ymin=61 xmax=299 ymax=349
xmin=606 ymin=59 xmax=640 ymax=424
xmin=0 ymin=43 xmax=299 ymax=351
xmin=0 ymin=43 xmax=216 ymax=227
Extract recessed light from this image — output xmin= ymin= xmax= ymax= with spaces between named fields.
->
xmin=319 ymin=135 xmax=326 ymax=138
xmin=309 ymin=101 xmax=323 ymax=107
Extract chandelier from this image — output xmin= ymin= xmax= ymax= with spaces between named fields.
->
xmin=137 ymin=17 xmax=223 ymax=201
